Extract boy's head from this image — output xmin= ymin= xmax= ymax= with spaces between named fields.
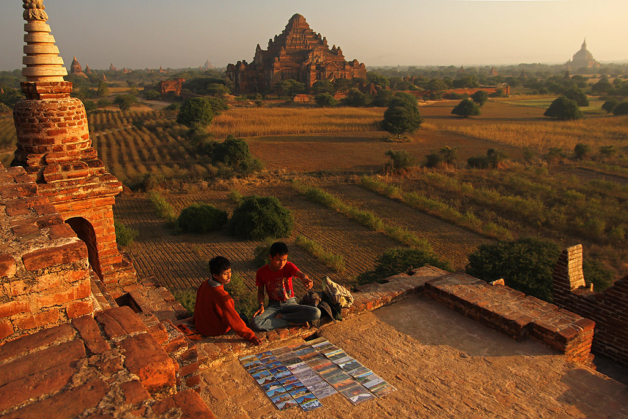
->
xmin=268 ymin=242 xmax=289 ymax=271
xmin=209 ymin=256 xmax=231 ymax=285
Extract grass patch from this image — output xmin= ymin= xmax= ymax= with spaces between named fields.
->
xmin=148 ymin=191 xmax=177 ymax=225
xmin=295 ymin=235 xmax=345 ymax=272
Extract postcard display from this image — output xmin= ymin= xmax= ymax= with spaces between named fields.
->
xmin=240 ymin=337 xmax=396 ymax=411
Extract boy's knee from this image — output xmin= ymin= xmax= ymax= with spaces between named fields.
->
xmin=311 ymin=307 xmax=321 ymax=320
xmin=251 ymin=316 xmax=265 ymax=331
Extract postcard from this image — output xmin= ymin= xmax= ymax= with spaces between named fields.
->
xmin=247 ymin=366 xmax=268 ymax=375
xmin=308 ymin=380 xmax=330 ymax=391
xmin=300 ymin=375 xmax=324 ymax=387
xmin=331 ymin=378 xmax=356 ymax=391
xmin=310 ymin=360 xmax=333 ymax=370
xmin=331 ymin=355 xmax=353 ymax=365
xmin=271 ymin=393 xmax=293 ymax=405
xmin=320 ymin=368 xmax=345 ymax=381
xmin=278 ymin=375 xmax=299 ymax=385
xmin=276 ymin=398 xmax=298 ymax=410
xmin=271 ymin=347 xmax=292 ymax=356
xmin=349 ymin=392 xmax=375 ymax=405
xmin=340 ymin=383 xmax=369 ymax=399
xmin=243 ymin=360 xmax=262 ymax=370
xmin=355 ymin=372 xmax=374 ymax=384
xmin=239 ymin=355 xmax=256 ymax=362
xmin=363 ymin=376 xmax=385 ymax=389
xmin=369 ymin=382 xmax=392 ymax=393
xmin=252 ymin=370 xmax=272 ymax=380
xmin=266 ymin=386 xmax=287 ymax=398
xmin=283 ymin=382 xmax=306 ymax=392
xmin=350 ymin=366 xmax=371 ymax=377
xmin=339 ymin=360 xmax=362 ymax=372
xmin=282 ymin=357 xmax=304 ymax=366
xmin=270 ymin=365 xmax=289 ymax=374
xmin=301 ymin=399 xmax=323 ymax=411
xmin=289 ymin=363 xmax=310 ymax=374
xmin=295 ymin=393 xmax=317 ymax=405
xmin=326 ymin=372 xmax=353 ymax=385
xmin=372 ymin=384 xmax=396 ymax=398
xmin=256 ymin=376 xmax=275 ymax=385
xmin=265 ymin=361 xmax=283 ymax=370
xmin=261 ymin=381 xmax=282 ymax=392
xmin=300 ymin=352 xmax=323 ymax=362
xmin=323 ymin=348 xmax=343 ymax=357
xmin=307 ymin=336 xmax=328 ymax=345
xmin=274 ymin=370 xmax=293 ymax=379
xmin=289 ymin=387 xmax=310 ymax=399
xmin=256 ymin=351 xmax=273 ymax=359
xmin=312 ymin=386 xmax=337 ymax=399
xmin=294 ymin=347 xmax=316 ymax=356
xmin=289 ymin=344 xmax=311 ymax=352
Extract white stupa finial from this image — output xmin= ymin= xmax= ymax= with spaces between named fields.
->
xmin=21 ymin=0 xmax=67 ymax=82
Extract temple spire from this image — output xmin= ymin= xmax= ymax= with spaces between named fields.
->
xmin=582 ymin=38 xmax=587 ymax=50
xmin=21 ymin=0 xmax=67 ymax=82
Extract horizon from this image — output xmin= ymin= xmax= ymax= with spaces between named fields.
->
xmin=0 ymin=0 xmax=626 ymax=72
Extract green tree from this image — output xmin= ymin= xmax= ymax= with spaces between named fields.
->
xmin=602 ymin=99 xmax=618 ymax=114
xmin=97 ymin=81 xmax=109 ymax=98
xmin=357 ymin=248 xmax=451 ymax=285
xmin=315 ymin=93 xmax=337 ymax=108
xmin=451 ymin=99 xmax=481 ymax=118
xmin=372 ymin=89 xmax=394 ymax=107
xmin=544 ymin=97 xmax=583 ymax=121
xmin=612 ymin=102 xmax=628 ymax=116
xmin=176 ymin=203 xmax=228 ymax=233
xmin=564 ymin=87 xmax=589 ymax=107
xmin=274 ymin=79 xmax=305 ymax=98
xmin=113 ymin=94 xmax=137 ymax=111
xmin=470 ymin=90 xmax=489 ymax=107
xmin=574 ymin=143 xmax=592 ymax=160
xmin=382 ymin=104 xmax=423 ymax=138
xmin=228 ymin=196 xmax=293 ymax=240
xmin=385 ymin=149 xmax=416 ymax=170
xmin=427 ymin=79 xmax=448 ymax=93
xmin=466 ymin=238 xmax=561 ymax=302
xmin=177 ymin=97 xmax=214 ymax=128
xmin=311 ymin=80 xmax=335 ymax=95
xmin=343 ymin=88 xmax=372 ymax=107
xmin=143 ymin=90 xmax=161 ymax=100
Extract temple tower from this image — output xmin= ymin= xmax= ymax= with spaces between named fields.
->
xmin=12 ymin=0 xmax=136 ymax=298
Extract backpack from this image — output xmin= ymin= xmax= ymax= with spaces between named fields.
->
xmin=322 ymin=276 xmax=353 ymax=308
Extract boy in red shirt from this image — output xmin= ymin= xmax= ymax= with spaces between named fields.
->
xmin=252 ymin=242 xmax=321 ymax=331
xmin=193 ymin=256 xmax=261 ymax=345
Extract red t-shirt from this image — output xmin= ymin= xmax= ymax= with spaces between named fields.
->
xmin=256 ymin=262 xmax=299 ymax=302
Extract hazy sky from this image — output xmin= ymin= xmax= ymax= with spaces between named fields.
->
xmin=0 ymin=0 xmax=626 ymax=71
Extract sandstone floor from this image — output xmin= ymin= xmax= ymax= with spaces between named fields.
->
xmin=200 ymin=295 xmax=628 ymax=418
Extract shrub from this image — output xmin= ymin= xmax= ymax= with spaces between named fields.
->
xmin=225 ymin=273 xmax=259 ymax=319
xmin=172 ymin=288 xmax=196 ymax=316
xmin=315 ymin=93 xmax=337 ymax=108
xmin=114 ymin=220 xmax=139 ymax=246
xmin=177 ymin=97 xmax=214 ymax=128
xmin=295 ymin=235 xmax=345 ymax=272
xmin=466 ymin=238 xmax=561 ymax=302
xmin=148 ymin=191 xmax=177 ymax=224
xmin=253 ymin=239 xmax=275 ymax=268
xmin=583 ymin=260 xmax=613 ymax=292
xmin=612 ymin=102 xmax=628 ymax=116
xmin=544 ymin=97 xmax=583 ymax=121
xmin=574 ymin=143 xmax=592 ymax=160
xmin=386 ymin=149 xmax=416 ymax=170
xmin=176 ymin=203 xmax=228 ymax=233
xmin=471 ymin=90 xmax=489 ymax=106
xmin=143 ymin=90 xmax=161 ymax=100
xmin=228 ymin=195 xmax=293 ymax=240
xmin=468 ymin=148 xmax=508 ymax=169
xmin=212 ymin=136 xmax=262 ymax=174
xmin=451 ymin=99 xmax=480 ymax=118
xmin=602 ymin=99 xmax=618 ymax=113
xmin=563 ymin=87 xmax=589 ymax=107
xmin=358 ymin=248 xmax=452 ymax=285
xmin=228 ymin=189 xmax=243 ymax=204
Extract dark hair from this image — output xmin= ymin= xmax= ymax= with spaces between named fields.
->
xmin=269 ymin=241 xmax=289 ymax=257
xmin=209 ymin=256 xmax=230 ymax=276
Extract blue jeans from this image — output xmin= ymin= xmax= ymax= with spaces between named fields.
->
xmin=252 ymin=298 xmax=320 ymax=331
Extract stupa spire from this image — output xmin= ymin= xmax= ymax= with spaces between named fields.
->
xmin=21 ymin=0 xmax=67 ymax=82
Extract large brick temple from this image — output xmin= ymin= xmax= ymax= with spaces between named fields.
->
xmin=226 ymin=14 xmax=367 ymax=94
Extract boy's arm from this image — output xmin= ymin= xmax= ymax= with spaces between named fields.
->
xmin=254 ymin=286 xmax=266 ymax=317
xmin=294 ymin=270 xmax=313 ymax=290
xmin=219 ymin=296 xmax=259 ymax=344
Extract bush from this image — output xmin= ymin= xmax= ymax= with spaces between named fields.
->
xmin=425 ymin=146 xmax=458 ymax=168
xmin=143 ymin=90 xmax=161 ymax=100
xmin=172 ymin=288 xmax=196 ymax=316
xmin=229 ymin=195 xmax=293 ymax=240
xmin=451 ymin=99 xmax=481 ymax=118
xmin=544 ymin=97 xmax=583 ymax=121
xmin=385 ymin=149 xmax=416 ymax=171
xmin=315 ymin=93 xmax=337 ymax=108
xmin=471 ymin=90 xmax=489 ymax=107
xmin=602 ymin=99 xmax=618 ymax=114
xmin=253 ymin=239 xmax=274 ymax=268
xmin=212 ymin=136 xmax=262 ymax=174
xmin=583 ymin=260 xmax=613 ymax=292
xmin=612 ymin=102 xmax=628 ymax=116
xmin=563 ymin=87 xmax=589 ymax=107
xmin=225 ymin=273 xmax=259 ymax=319
xmin=358 ymin=248 xmax=452 ymax=285
xmin=466 ymin=238 xmax=561 ymax=302
xmin=574 ymin=143 xmax=592 ymax=160
xmin=177 ymin=97 xmax=214 ymax=128
xmin=114 ymin=220 xmax=139 ymax=246
xmin=148 ymin=191 xmax=177 ymax=224
xmin=228 ymin=189 xmax=243 ymax=204
xmin=114 ymin=94 xmax=137 ymax=111
xmin=176 ymin=203 xmax=228 ymax=233
xmin=468 ymin=148 xmax=508 ymax=169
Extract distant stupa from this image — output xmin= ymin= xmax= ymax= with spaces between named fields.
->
xmin=566 ymin=39 xmax=600 ymax=69
xmin=488 ymin=66 xmax=498 ymax=77
xmin=70 ymin=56 xmax=87 ymax=78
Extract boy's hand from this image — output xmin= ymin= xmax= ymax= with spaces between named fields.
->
xmin=253 ymin=305 xmax=265 ymax=317
xmin=302 ymin=274 xmax=313 ymax=290
xmin=250 ymin=336 xmax=262 ymax=346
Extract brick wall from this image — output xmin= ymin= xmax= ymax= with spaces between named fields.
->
xmin=553 ymin=245 xmax=628 ymax=367
xmin=0 ymin=164 xmax=94 ymax=343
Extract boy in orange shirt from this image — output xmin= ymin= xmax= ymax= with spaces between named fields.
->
xmin=193 ymin=256 xmax=261 ymax=345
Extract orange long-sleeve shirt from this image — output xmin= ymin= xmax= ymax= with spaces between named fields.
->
xmin=193 ymin=281 xmax=256 ymax=341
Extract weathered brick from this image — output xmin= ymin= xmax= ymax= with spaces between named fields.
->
xmin=72 ymin=315 xmax=110 ymax=354
xmin=48 ymin=223 xmax=76 ymax=240
xmin=0 ymin=323 xmax=74 ymax=362
xmin=179 ymin=361 xmax=200 ymax=377
xmin=14 ymin=309 xmax=60 ymax=330
xmin=148 ymin=323 xmax=169 ymax=344
xmin=22 ymin=241 xmax=87 ymax=271
xmin=67 ymin=300 xmax=93 ymax=318
xmin=0 ymin=254 xmax=17 ymax=278
xmin=185 ymin=374 xmax=201 ymax=388
xmin=152 ymin=389 xmax=215 ymax=419
xmin=95 ymin=306 xmax=147 ymax=339
xmin=0 ymin=339 xmax=85 ymax=387
xmin=0 ymin=363 xmax=75 ymax=412
xmin=36 ymin=280 xmax=91 ymax=308
xmin=0 ymin=321 xmax=14 ymax=340
xmin=120 ymin=380 xmax=150 ymax=405
xmin=0 ymin=300 xmax=30 ymax=319
xmin=118 ymin=333 xmax=176 ymax=396
xmin=3 ymin=379 xmax=109 ymax=419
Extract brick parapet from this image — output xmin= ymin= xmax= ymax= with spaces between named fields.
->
xmin=553 ymin=246 xmax=628 ymax=367
xmin=0 ymin=163 xmax=94 ymax=343
xmin=424 ymin=272 xmax=595 ymax=367
xmin=0 ymin=305 xmax=215 ymax=418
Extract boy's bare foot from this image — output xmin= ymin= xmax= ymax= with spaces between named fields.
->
xmin=274 ymin=313 xmax=283 ymax=320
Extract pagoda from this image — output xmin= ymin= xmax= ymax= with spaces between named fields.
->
xmin=226 ymin=14 xmax=366 ymax=94
xmin=567 ymin=39 xmax=600 ymax=69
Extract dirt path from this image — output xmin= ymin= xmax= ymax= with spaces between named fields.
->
xmin=323 ymin=183 xmax=492 ymax=270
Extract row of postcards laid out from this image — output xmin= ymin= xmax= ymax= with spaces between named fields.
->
xmin=240 ymin=336 xmax=396 ymax=411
